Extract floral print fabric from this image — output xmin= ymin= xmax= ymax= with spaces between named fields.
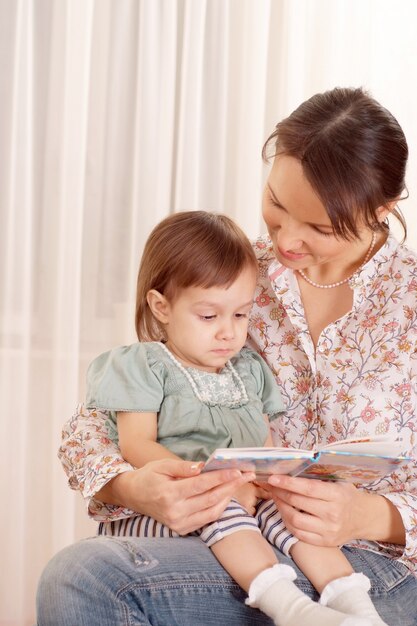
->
xmin=247 ymin=233 xmax=417 ymax=573
xmin=59 ymin=232 xmax=417 ymax=574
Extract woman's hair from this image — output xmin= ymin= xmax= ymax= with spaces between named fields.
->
xmin=262 ymin=87 xmax=408 ymax=240
xmin=135 ymin=210 xmax=257 ymax=341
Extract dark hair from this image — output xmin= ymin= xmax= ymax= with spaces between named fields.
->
xmin=135 ymin=211 xmax=258 ymax=341
xmin=262 ymin=87 xmax=408 ymax=240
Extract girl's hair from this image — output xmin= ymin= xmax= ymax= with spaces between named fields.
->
xmin=135 ymin=211 xmax=257 ymax=341
xmin=262 ymin=87 xmax=408 ymax=240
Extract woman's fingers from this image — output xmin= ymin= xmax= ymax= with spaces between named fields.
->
xmin=149 ymin=461 xmax=255 ymax=533
xmin=269 ymin=474 xmax=338 ymax=500
xmin=267 ymin=475 xmax=360 ymax=546
xmin=172 ymin=495 xmax=238 ymax=534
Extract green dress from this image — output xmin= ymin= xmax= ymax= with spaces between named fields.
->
xmin=86 ymin=342 xmax=284 ymax=462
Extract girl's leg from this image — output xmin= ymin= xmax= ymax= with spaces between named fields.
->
xmin=291 ymin=542 xmax=387 ymax=625
xmin=36 ymin=537 xmax=417 ymax=626
xmin=256 ymin=500 xmax=386 ymax=625
xmin=205 ymin=501 xmax=364 ymax=626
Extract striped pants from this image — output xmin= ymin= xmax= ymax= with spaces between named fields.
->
xmin=98 ymin=498 xmax=298 ymax=557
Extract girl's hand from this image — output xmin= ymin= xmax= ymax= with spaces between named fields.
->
xmin=234 ymin=482 xmax=262 ymax=515
xmin=266 ymin=474 xmax=384 ymax=546
xmin=98 ymin=459 xmax=255 ymax=535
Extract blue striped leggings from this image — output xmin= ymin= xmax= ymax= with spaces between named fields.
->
xmin=98 ymin=498 xmax=298 ymax=557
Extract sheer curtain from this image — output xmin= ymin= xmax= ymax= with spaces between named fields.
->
xmin=1 ymin=1 xmax=417 ymax=623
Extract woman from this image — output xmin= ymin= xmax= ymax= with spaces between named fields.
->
xmin=37 ymin=87 xmax=417 ymax=626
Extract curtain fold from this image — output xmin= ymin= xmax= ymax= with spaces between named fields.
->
xmin=1 ymin=1 xmax=417 ymax=623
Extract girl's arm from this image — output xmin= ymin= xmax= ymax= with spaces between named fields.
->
xmin=235 ymin=415 xmax=275 ymax=512
xmin=117 ymin=410 xmax=180 ymax=467
xmin=59 ymin=404 xmax=254 ymax=532
xmin=263 ymin=414 xmax=274 ymax=447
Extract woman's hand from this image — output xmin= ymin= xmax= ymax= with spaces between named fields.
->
xmin=266 ymin=474 xmax=405 ymax=547
xmin=97 ymin=459 xmax=255 ymax=535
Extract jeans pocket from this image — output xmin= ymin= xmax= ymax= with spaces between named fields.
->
xmin=354 ymin=549 xmax=411 ymax=592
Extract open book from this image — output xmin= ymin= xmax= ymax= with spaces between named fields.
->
xmin=203 ymin=436 xmax=411 ymax=483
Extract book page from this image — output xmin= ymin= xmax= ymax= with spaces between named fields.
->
xmin=295 ymin=450 xmax=410 ymax=483
xmin=322 ymin=435 xmax=405 ymax=457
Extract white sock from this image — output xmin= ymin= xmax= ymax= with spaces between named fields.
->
xmin=246 ymin=564 xmax=371 ymax=626
xmin=321 ymin=573 xmax=387 ymax=625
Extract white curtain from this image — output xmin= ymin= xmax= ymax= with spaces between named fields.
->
xmin=1 ymin=1 xmax=417 ymax=623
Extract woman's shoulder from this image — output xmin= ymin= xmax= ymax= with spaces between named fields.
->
xmin=379 ymin=235 xmax=417 ymax=288
xmin=384 ymin=234 xmax=417 ymax=265
xmin=252 ymin=235 xmax=276 ymax=263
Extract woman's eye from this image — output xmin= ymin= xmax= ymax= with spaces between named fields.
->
xmin=199 ymin=315 xmax=216 ymax=321
xmin=235 ymin=313 xmax=248 ymax=319
xmin=314 ymin=227 xmax=333 ymax=237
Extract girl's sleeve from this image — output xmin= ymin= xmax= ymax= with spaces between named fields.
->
xmin=59 ymin=343 xmax=166 ymax=522
xmin=58 ymin=403 xmax=137 ymax=521
xmin=243 ymin=348 xmax=285 ymax=420
xmin=86 ymin=343 xmax=164 ymax=412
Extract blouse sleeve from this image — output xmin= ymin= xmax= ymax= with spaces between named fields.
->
xmin=86 ymin=343 xmax=165 ymax=412
xmin=58 ymin=403 xmax=137 ymax=521
xmin=242 ymin=348 xmax=285 ymax=420
xmin=374 ymin=457 xmax=417 ymax=569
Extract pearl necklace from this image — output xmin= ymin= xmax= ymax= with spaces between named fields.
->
xmin=157 ymin=342 xmax=249 ymax=405
xmin=297 ymin=232 xmax=377 ymax=289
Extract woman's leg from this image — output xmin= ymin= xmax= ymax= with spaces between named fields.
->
xmin=36 ymin=536 xmax=417 ymax=626
xmin=341 ymin=547 xmax=417 ymax=626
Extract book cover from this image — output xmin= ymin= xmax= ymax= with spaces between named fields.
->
xmin=202 ymin=437 xmax=411 ymax=483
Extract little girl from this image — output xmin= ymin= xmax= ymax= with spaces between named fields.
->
xmin=86 ymin=211 xmax=385 ymax=626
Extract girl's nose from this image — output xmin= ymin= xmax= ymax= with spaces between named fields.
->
xmin=216 ymin=321 xmax=234 ymax=340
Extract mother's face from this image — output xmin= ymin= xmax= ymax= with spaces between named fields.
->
xmin=262 ymin=155 xmax=374 ymax=271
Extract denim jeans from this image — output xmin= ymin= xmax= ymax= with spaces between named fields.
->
xmin=36 ymin=536 xmax=417 ymax=625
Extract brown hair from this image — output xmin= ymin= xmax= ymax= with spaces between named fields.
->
xmin=262 ymin=87 xmax=408 ymax=240
xmin=135 ymin=211 xmax=258 ymax=341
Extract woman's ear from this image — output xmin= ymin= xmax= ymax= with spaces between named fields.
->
xmin=147 ymin=289 xmax=170 ymax=324
xmin=375 ymin=200 xmax=397 ymax=224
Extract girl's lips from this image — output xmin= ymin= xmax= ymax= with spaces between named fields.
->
xmin=212 ymin=349 xmax=233 ymax=355
xmin=278 ymin=247 xmax=307 ymax=261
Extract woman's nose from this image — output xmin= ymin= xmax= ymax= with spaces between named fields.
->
xmin=274 ymin=224 xmax=303 ymax=252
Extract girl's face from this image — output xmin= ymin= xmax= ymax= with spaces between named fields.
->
xmin=159 ymin=266 xmax=257 ymax=373
xmin=262 ymin=155 xmax=374 ymax=273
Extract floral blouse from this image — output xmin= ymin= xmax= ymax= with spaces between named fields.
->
xmin=247 ymin=232 xmax=417 ymax=573
xmin=59 ymin=233 xmax=417 ymax=574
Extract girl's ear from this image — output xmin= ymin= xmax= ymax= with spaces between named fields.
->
xmin=147 ymin=289 xmax=170 ymax=324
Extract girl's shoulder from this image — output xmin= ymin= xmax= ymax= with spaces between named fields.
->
xmin=233 ymin=348 xmax=284 ymax=415
xmin=233 ymin=347 xmax=277 ymax=385
xmin=87 ymin=341 xmax=163 ymax=372
xmin=85 ymin=342 xmax=168 ymax=412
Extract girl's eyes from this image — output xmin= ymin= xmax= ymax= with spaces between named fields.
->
xmin=198 ymin=313 xmax=248 ymax=321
